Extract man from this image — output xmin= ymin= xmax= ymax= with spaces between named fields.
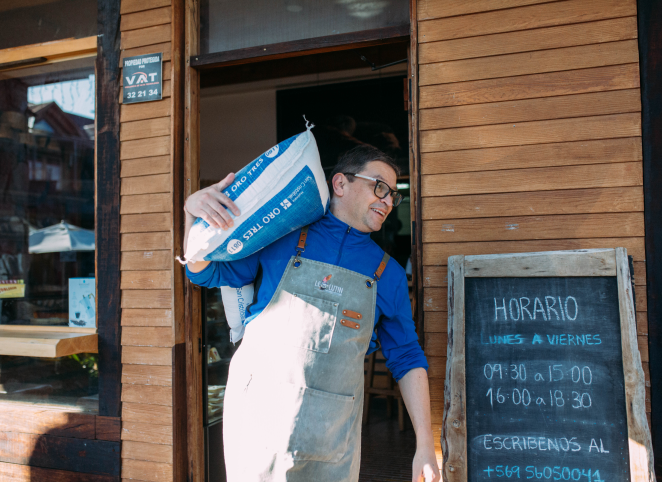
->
xmin=184 ymin=145 xmax=440 ymax=482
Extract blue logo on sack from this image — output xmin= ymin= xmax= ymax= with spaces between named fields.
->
xmin=206 ymin=166 xmax=324 ymax=261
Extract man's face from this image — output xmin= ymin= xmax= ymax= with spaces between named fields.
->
xmin=336 ymin=160 xmax=398 ymax=233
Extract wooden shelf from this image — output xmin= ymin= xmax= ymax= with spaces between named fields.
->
xmin=0 ymin=326 xmax=97 ymax=357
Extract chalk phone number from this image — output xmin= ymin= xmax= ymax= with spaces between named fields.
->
xmin=126 ymin=89 xmax=159 ymax=98
xmin=482 ymin=466 xmax=605 ymax=481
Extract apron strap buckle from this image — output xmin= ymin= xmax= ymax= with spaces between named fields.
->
xmin=371 ymin=253 xmax=390 ymax=282
xmin=293 ymin=226 xmax=310 ymax=268
xmin=366 ymin=253 xmax=390 ymax=288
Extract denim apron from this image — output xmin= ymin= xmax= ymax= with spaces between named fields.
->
xmin=223 ymin=227 xmax=389 ymax=482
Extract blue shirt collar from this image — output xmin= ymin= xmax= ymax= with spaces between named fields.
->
xmin=316 ymin=210 xmax=372 ymax=245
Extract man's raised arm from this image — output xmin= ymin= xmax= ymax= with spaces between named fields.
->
xmin=183 ymin=172 xmax=241 ymax=273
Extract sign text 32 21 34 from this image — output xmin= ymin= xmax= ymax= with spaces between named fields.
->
xmin=125 ymin=89 xmax=159 ymax=99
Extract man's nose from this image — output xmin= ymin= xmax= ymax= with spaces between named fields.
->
xmin=380 ymin=195 xmax=393 ymax=209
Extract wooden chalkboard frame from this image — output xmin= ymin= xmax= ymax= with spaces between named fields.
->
xmin=441 ymin=248 xmax=654 ymax=482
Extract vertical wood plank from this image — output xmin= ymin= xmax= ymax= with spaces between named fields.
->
xmin=184 ymin=0 xmax=204 ymax=479
xmin=637 ymin=0 xmax=662 ymax=474
xmin=442 ymin=255 xmax=466 ymax=481
xmin=168 ymin=0 xmax=193 ymax=481
xmin=97 ymin=0 xmax=123 ymax=419
xmin=410 ymin=0 xmax=425 ymax=345
xmin=616 ymin=248 xmax=655 ymax=481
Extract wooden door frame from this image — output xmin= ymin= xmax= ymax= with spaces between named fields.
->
xmin=96 ymin=0 xmax=122 ymax=420
xmin=636 ymin=0 xmax=662 ymax=476
xmin=184 ymin=0 xmax=204 ymax=479
xmin=183 ymin=3 xmax=419 ymax=479
xmin=409 ymin=0 xmax=424 ymax=342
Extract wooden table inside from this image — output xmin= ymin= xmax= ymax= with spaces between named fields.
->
xmin=0 ymin=326 xmax=98 ymax=357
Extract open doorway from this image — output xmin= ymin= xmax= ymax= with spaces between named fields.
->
xmin=197 ymin=42 xmax=416 ymax=482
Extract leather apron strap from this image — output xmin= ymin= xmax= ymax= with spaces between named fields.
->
xmin=373 ymin=252 xmax=390 ymax=281
xmin=294 ymin=227 xmax=390 ymax=282
xmin=293 ymin=226 xmax=309 ymax=268
xmin=296 ymin=226 xmax=309 ymax=253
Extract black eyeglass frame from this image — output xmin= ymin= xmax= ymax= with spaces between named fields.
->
xmin=342 ymin=172 xmax=403 ymax=207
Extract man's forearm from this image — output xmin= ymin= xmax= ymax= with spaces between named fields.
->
xmin=399 ymin=367 xmax=440 ymax=480
xmin=398 ymin=367 xmax=435 ymax=446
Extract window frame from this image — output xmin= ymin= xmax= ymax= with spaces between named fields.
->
xmin=0 ymin=51 xmax=100 ymax=367
xmin=191 ymin=24 xmax=410 ymax=69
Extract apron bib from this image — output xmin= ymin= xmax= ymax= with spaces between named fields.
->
xmin=223 ymin=227 xmax=389 ymax=482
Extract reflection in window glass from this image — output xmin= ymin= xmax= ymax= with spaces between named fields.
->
xmin=0 ymin=58 xmax=98 ymax=409
xmin=202 ymin=0 xmax=409 ymax=54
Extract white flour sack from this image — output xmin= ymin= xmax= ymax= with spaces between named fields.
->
xmin=179 ymin=122 xmax=329 ymax=264
xmin=180 ymin=122 xmax=329 ymax=342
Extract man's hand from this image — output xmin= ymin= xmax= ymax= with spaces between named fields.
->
xmin=183 ymin=173 xmax=242 ymax=273
xmin=185 ymin=173 xmax=241 ymax=229
xmin=412 ymin=445 xmax=440 ymax=482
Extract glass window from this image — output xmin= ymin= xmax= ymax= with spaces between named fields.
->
xmin=0 ymin=57 xmax=98 ymax=409
xmin=0 ymin=0 xmax=97 ymax=51
xmin=201 ymin=0 xmax=409 ymax=54
xmin=203 ymin=288 xmax=239 ymax=426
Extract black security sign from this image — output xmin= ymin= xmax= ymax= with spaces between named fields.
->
xmin=122 ymin=53 xmax=162 ymax=104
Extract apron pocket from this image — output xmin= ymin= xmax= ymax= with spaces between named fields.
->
xmin=289 ymin=293 xmax=338 ymax=353
xmin=290 ymin=386 xmax=355 ymax=463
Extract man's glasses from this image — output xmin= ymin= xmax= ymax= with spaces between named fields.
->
xmin=343 ymin=173 xmax=403 ymax=207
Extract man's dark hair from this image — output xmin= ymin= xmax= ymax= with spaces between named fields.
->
xmin=328 ymin=145 xmax=400 ymax=194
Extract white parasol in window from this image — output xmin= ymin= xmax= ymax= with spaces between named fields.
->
xmin=28 ymin=221 xmax=95 ymax=254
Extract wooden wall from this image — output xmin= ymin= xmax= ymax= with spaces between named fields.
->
xmin=0 ymin=404 xmax=121 ymax=481
xmin=416 ymin=0 xmax=648 ymax=467
xmin=118 ymin=0 xmax=183 ymax=481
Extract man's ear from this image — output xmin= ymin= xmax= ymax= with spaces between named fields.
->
xmin=331 ymin=173 xmax=346 ymax=198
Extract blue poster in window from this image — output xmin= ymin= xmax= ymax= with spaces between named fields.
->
xmin=122 ymin=53 xmax=162 ymax=104
xmin=69 ymin=278 xmax=96 ymax=328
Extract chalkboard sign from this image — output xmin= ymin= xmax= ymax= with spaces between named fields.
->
xmin=441 ymin=249 xmax=654 ymax=482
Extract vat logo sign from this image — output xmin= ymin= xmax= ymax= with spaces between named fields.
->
xmin=227 ymin=239 xmax=243 ymax=255
xmin=122 ymin=53 xmax=163 ymax=105
xmin=125 ymin=72 xmax=157 ymax=85
xmin=265 ymin=145 xmax=279 ymax=158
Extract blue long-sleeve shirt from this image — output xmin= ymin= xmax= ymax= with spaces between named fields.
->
xmin=186 ymin=211 xmax=428 ymax=381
